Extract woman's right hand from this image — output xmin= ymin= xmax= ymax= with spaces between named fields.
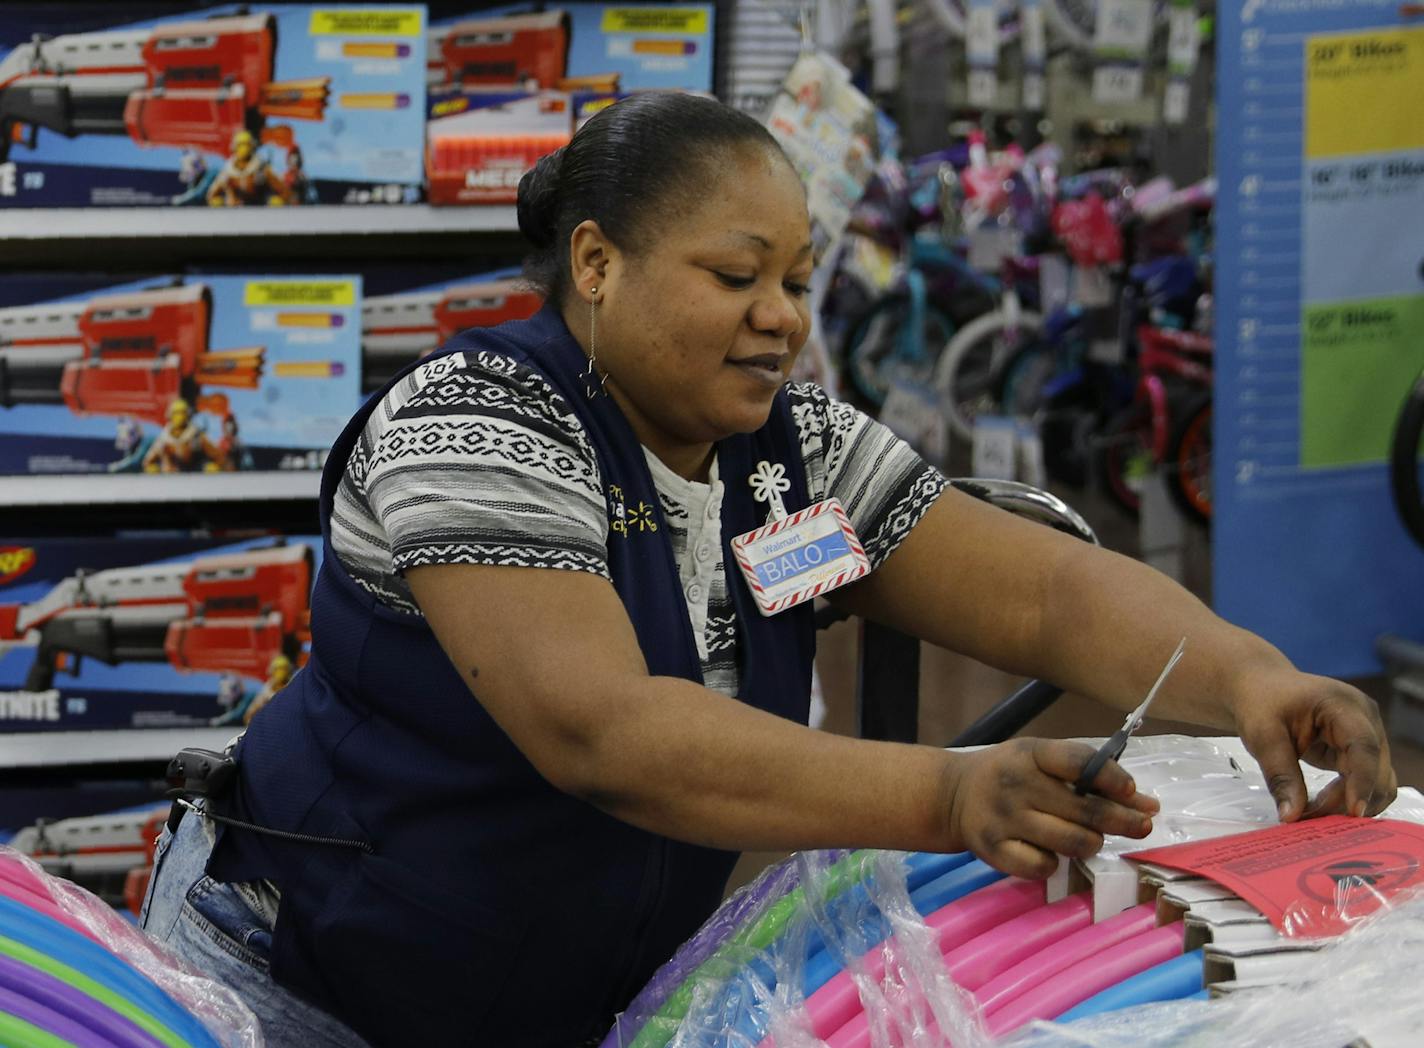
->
xmin=943 ymin=739 xmax=1160 ymax=879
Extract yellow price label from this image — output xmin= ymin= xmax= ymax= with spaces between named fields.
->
xmin=244 ymin=281 xmax=357 ymax=308
xmin=310 ymin=9 xmax=423 ymax=36
xmin=1306 ymin=28 xmax=1424 ymax=158
xmin=601 ymin=7 xmax=708 ymax=34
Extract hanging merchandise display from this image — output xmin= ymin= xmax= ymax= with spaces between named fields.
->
xmin=424 ymin=3 xmax=714 ymax=204
xmin=0 ymin=5 xmax=427 ymax=208
xmin=1021 ymin=0 xmax=1048 ymax=111
xmin=966 ymin=0 xmax=1001 ymax=107
xmin=1215 ymin=0 xmax=1424 ymax=675
xmin=1162 ymin=1 xmax=1200 ymax=124
xmin=1091 ymin=0 xmax=1156 ymax=103
xmin=0 ymin=534 xmax=319 ymax=733
xmin=0 ymin=275 xmax=362 ymax=477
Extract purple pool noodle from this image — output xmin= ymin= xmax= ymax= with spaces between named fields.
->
xmin=599 ymin=852 xmax=847 ymax=1048
xmin=0 ymin=979 xmax=124 ymax=1048
xmin=0 ymin=952 xmax=167 ymax=1048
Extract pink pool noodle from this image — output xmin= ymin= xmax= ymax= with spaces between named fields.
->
xmin=824 ymin=894 xmax=1093 ymax=1048
xmin=780 ymin=879 xmax=1044 ymax=1046
xmin=0 ymin=862 xmax=103 ymax=945
xmin=942 ymin=891 xmax=1094 ymax=992
xmin=974 ymin=901 xmax=1159 ymax=1016
xmin=984 ymin=921 xmax=1186 ymax=1037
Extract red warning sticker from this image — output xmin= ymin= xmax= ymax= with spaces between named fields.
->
xmin=1127 ymin=816 xmax=1424 ymax=938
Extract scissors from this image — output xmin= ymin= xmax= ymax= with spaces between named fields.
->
xmin=1074 ymin=637 xmax=1187 ymax=796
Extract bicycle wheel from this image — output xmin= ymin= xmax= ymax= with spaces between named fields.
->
xmin=933 ymin=308 xmax=1043 ymax=443
xmin=995 ymin=339 xmax=1067 ymax=419
xmin=1095 ymin=400 xmax=1154 ymax=519
xmin=1390 ymin=369 xmax=1424 ymax=550
xmin=843 ymin=293 xmax=957 ymax=408
xmin=1166 ymin=392 xmax=1212 ymax=527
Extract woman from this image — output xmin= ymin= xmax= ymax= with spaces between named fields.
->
xmin=142 ymin=94 xmax=1395 ymax=1046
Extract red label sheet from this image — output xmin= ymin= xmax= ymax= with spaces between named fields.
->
xmin=1127 ymin=816 xmax=1424 ymax=938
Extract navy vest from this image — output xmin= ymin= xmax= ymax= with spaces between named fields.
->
xmin=208 ymin=306 xmax=816 ymax=1045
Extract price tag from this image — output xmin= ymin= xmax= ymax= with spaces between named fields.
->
xmin=1164 ymin=79 xmax=1191 ymax=123
xmin=1093 ymin=65 xmax=1144 ymax=104
xmin=972 ymin=414 xmax=1018 ymax=480
xmin=1167 ymin=3 xmax=1201 ymax=71
xmin=967 ymin=0 xmax=999 ymax=106
xmin=1093 ymin=0 xmax=1153 ymax=103
xmin=968 ymin=225 xmax=1022 ymax=271
xmin=882 ymin=379 xmax=948 ymax=467
xmin=1021 ymin=0 xmax=1046 ymax=109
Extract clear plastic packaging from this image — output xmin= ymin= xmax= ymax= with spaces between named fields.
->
xmin=608 ymin=737 xmax=1424 ymax=1047
xmin=0 ymin=845 xmax=262 ymax=1047
xmin=1005 ymin=886 xmax=1424 ymax=1047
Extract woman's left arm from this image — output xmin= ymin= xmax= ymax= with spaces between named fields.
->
xmin=828 ymin=485 xmax=1398 ymax=822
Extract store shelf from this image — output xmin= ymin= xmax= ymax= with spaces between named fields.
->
xmin=1 ymin=470 xmax=319 ymax=508
xmin=0 ymin=205 xmax=519 ymax=241
xmin=0 ymin=728 xmax=236 ymax=770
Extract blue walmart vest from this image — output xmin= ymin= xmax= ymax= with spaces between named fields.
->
xmin=208 ymin=305 xmax=816 ymax=1046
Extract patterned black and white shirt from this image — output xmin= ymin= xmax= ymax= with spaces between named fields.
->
xmin=331 ymin=351 xmax=946 ymax=697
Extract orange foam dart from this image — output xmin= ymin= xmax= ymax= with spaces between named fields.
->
xmin=195 ymin=393 xmax=231 ymax=416
xmin=555 ymin=73 xmax=621 ymax=92
xmin=342 ymin=41 xmax=412 ymax=59
xmin=274 ymin=312 xmax=344 ymax=329
xmin=339 ymin=92 xmax=412 ymax=110
xmin=631 ymin=39 xmax=697 ymax=56
xmin=260 ymin=79 xmax=331 ymax=121
xmin=196 ymin=347 xmax=265 ymax=388
xmin=273 ymin=361 xmax=346 ymax=379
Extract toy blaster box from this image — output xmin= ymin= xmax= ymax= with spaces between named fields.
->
xmin=425 ymin=3 xmax=714 ymax=204
xmin=361 ymin=266 xmax=543 ymax=391
xmin=0 ymin=533 xmax=319 ymax=732
xmin=0 ymin=273 xmax=362 ymax=475
xmin=0 ymin=4 xmax=426 ymax=207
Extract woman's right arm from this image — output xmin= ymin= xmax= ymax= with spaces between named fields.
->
xmin=406 ymin=562 xmax=1158 ymax=878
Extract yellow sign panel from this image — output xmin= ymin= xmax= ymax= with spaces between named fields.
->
xmin=310 ymin=10 xmax=422 ymax=36
xmin=601 ymin=8 xmax=708 ymax=34
xmin=244 ymin=281 xmax=358 ymax=308
xmin=1306 ymin=27 xmax=1424 ymax=158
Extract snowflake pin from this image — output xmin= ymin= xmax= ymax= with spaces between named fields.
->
xmin=749 ymin=460 xmax=791 ymax=521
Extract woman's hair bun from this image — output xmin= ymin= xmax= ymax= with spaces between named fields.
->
xmin=516 ymin=147 xmax=566 ymax=251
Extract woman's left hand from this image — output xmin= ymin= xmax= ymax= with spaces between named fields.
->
xmin=1231 ymin=665 xmax=1397 ymax=822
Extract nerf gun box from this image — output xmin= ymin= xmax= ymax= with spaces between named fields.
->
xmin=361 ymin=266 xmax=543 ymax=391
xmin=0 ymin=4 xmax=426 ymax=208
xmin=426 ymin=3 xmax=714 ymax=204
xmin=0 ymin=273 xmax=363 ymax=475
xmin=0 ymin=533 xmax=319 ymax=732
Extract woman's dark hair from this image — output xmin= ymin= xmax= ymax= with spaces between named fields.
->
xmin=517 ymin=93 xmax=789 ymax=304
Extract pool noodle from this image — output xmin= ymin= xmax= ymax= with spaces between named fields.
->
xmin=0 ymin=894 xmax=213 ymax=1048
xmin=623 ymin=850 xmax=879 ymax=1048
xmin=0 ymin=979 xmax=119 ymax=1047
xmin=775 ymin=876 xmax=1037 ymax=1046
xmin=0 ymin=933 xmax=190 ymax=1048
xmin=1053 ymin=948 xmax=1204 ymax=1024
xmin=716 ymin=852 xmax=980 ymax=1048
xmin=0 ymin=1007 xmax=74 ymax=1048
xmin=974 ymin=901 xmax=1159 ymax=1016
xmin=985 ymin=922 xmax=1186 ymax=1037
xmin=942 ymin=892 xmax=1093 ymax=992
xmin=0 ymin=877 xmax=105 ymax=946
xmin=0 ymin=951 xmax=167 ymax=1048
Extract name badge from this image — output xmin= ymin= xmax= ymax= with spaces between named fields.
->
xmin=731 ymin=498 xmax=870 ymax=616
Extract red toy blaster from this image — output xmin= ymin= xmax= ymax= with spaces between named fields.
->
xmin=361 ymin=276 xmax=542 ymax=391
xmin=0 ymin=544 xmax=313 ymax=693
xmin=0 ymin=13 xmax=329 ymax=162
xmin=0 ymin=283 xmax=264 ymax=425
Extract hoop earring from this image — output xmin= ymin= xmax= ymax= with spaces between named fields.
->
xmin=583 ymin=286 xmax=609 ymax=400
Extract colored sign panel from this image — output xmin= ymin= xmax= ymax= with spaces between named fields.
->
xmin=1214 ymin=2 xmax=1424 ymax=676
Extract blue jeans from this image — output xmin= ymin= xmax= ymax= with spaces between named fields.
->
xmin=140 ymin=807 xmax=371 ymax=1048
